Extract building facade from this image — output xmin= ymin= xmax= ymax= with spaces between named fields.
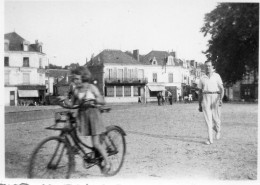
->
xmin=88 ymin=49 xmax=199 ymax=103
xmin=4 ymin=32 xmax=47 ymax=106
xmin=225 ymin=68 xmax=258 ymax=101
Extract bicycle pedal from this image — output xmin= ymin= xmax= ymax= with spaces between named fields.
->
xmin=107 ymin=147 xmax=118 ymax=155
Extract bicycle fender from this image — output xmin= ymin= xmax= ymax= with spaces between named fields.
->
xmin=106 ymin=125 xmax=126 ymax=136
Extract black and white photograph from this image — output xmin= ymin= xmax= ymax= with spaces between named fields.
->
xmin=1 ymin=0 xmax=259 ymax=184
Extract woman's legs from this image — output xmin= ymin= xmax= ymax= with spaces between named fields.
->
xmin=92 ymin=135 xmax=110 ymax=170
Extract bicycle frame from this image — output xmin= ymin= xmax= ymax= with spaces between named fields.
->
xmin=47 ymin=110 xmax=102 ymax=167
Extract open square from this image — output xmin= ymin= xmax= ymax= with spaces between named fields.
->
xmin=5 ymin=102 xmax=257 ymax=180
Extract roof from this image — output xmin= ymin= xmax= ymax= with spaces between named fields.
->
xmin=88 ymin=50 xmax=141 ymax=66
xmin=4 ymin=32 xmax=43 ymax=53
xmin=46 ymin=69 xmax=71 ymax=78
xmin=140 ymin=50 xmax=183 ymax=66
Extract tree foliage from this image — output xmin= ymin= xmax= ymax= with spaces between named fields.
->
xmin=46 ymin=63 xmax=62 ymax=69
xmin=201 ymin=3 xmax=258 ymax=85
xmin=64 ymin=63 xmax=80 ymax=70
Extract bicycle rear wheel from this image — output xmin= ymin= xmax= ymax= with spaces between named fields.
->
xmin=28 ymin=136 xmax=74 ymax=179
xmin=101 ymin=126 xmax=126 ymax=176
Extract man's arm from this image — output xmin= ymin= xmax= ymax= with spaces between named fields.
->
xmin=217 ymin=74 xmax=224 ymax=106
xmin=198 ymin=89 xmax=203 ymax=112
xmin=218 ymin=84 xmax=224 ymax=106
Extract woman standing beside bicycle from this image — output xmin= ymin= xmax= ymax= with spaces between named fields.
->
xmin=62 ymin=66 xmax=111 ymax=174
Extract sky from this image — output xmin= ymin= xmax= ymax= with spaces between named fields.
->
xmin=4 ymin=0 xmax=220 ymax=67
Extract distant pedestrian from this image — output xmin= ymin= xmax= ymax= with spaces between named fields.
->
xmin=188 ymin=94 xmax=193 ymax=103
xmin=184 ymin=95 xmax=188 ymax=103
xmin=157 ymin=92 xmax=162 ymax=106
xmin=168 ymin=91 xmax=173 ymax=105
xmin=178 ymin=94 xmax=182 ymax=103
xmin=198 ymin=61 xmax=224 ymax=145
xmin=138 ymin=96 xmax=142 ymax=103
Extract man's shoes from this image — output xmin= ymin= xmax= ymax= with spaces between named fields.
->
xmin=205 ymin=140 xmax=213 ymax=145
xmin=216 ymin=132 xmax=221 ymax=140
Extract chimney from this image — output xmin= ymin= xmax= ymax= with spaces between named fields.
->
xmin=35 ymin=40 xmax=38 ymax=44
xmin=133 ymin=49 xmax=139 ymax=62
xmin=170 ymin=51 xmax=176 ymax=58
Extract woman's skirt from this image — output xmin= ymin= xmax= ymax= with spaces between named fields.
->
xmin=78 ymin=108 xmax=106 ymax=136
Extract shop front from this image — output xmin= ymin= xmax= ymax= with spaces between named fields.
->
xmin=17 ymin=85 xmax=46 ymax=105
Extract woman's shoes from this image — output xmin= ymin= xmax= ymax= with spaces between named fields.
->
xmin=101 ymin=161 xmax=111 ymax=174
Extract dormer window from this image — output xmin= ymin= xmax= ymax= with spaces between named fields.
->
xmin=22 ymin=41 xmax=30 ymax=51
xmin=36 ymin=41 xmax=43 ymax=52
xmin=167 ymin=56 xmax=174 ymax=65
xmin=150 ymin=57 xmax=158 ymax=65
xmin=4 ymin=40 xmax=9 ymax=51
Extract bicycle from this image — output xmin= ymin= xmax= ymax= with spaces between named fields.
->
xmin=27 ymin=100 xmax=126 ymax=178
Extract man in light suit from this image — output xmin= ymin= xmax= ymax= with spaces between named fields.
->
xmin=198 ymin=61 xmax=224 ymax=145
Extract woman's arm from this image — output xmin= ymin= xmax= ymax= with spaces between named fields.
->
xmin=91 ymin=84 xmax=105 ymax=105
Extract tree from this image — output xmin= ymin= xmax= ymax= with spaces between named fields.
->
xmin=47 ymin=63 xmax=62 ymax=69
xmin=64 ymin=63 xmax=80 ymax=70
xmin=201 ymin=3 xmax=258 ymax=85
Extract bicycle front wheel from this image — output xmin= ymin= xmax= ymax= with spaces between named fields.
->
xmin=28 ymin=136 xmax=74 ymax=179
xmin=102 ymin=126 xmax=126 ymax=176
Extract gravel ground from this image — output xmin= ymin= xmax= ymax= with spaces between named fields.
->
xmin=5 ymin=103 xmax=258 ymax=180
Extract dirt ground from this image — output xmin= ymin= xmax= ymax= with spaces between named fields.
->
xmin=5 ymin=102 xmax=258 ymax=180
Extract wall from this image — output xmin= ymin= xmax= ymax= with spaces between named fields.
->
xmin=5 ymin=67 xmax=45 ymax=85
xmin=4 ymin=51 xmax=47 ymax=86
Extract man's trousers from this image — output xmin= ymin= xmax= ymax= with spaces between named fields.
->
xmin=202 ymin=94 xmax=221 ymax=143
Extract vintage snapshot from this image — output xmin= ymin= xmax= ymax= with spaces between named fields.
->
xmin=2 ymin=0 xmax=258 ymax=184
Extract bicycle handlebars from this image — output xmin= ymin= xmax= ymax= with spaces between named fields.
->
xmin=58 ymin=98 xmax=111 ymax=113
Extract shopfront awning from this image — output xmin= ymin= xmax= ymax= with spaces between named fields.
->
xmin=18 ymin=90 xmax=39 ymax=97
xmin=148 ymin=85 xmax=166 ymax=91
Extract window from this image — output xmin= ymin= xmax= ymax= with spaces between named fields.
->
xmin=108 ymin=69 xmax=113 ymax=79
xmin=23 ymin=73 xmax=30 ymax=84
xmin=168 ymin=73 xmax=173 ymax=83
xmin=116 ymin=86 xmax=123 ymax=97
xmin=5 ymin=57 xmax=9 ymax=66
xmin=138 ymin=69 xmax=144 ymax=79
xmin=118 ymin=69 xmax=123 ymax=81
xmin=124 ymin=86 xmax=131 ymax=97
xmin=5 ymin=72 xmax=9 ymax=84
xmin=153 ymin=73 xmax=157 ymax=82
xmin=39 ymin=58 xmax=42 ymax=68
xmin=134 ymin=86 xmax=139 ymax=96
xmin=106 ymin=86 xmax=114 ymax=97
xmin=127 ymin=69 xmax=133 ymax=79
xmin=23 ymin=57 xmax=30 ymax=67
xmin=39 ymin=74 xmax=43 ymax=84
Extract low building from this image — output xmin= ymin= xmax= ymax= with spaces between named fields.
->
xmin=87 ymin=49 xmax=197 ymax=103
xmin=225 ymin=68 xmax=258 ymax=101
xmin=88 ymin=50 xmax=147 ymax=103
xmin=45 ymin=69 xmax=71 ymax=96
xmin=4 ymin=32 xmax=47 ymax=106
